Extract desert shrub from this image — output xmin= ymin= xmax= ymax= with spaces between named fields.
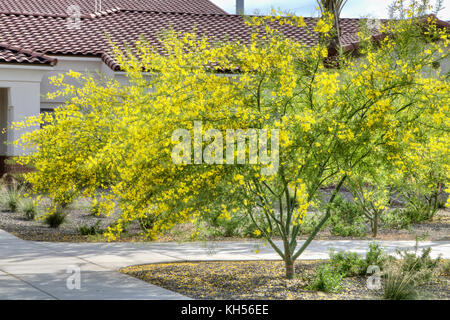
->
xmin=90 ymin=198 xmax=101 ymax=216
xmin=440 ymin=260 xmax=450 ymax=276
xmin=328 ymin=243 xmax=388 ymax=277
xmin=436 ymin=198 xmax=446 ymax=209
xmin=138 ymin=213 xmax=157 ymax=233
xmin=328 ymin=196 xmax=366 ymax=237
xmin=397 ymin=247 xmax=440 ymax=284
xmin=298 ymin=211 xmax=322 ymax=235
xmin=19 ymin=199 xmax=38 ymax=220
xmin=381 ymin=208 xmax=412 ymax=229
xmin=403 ymin=205 xmax=431 ymax=223
xmin=365 ymin=242 xmax=388 ymax=270
xmin=329 ymin=250 xmax=367 ymax=276
xmin=195 ymin=208 xmax=272 ymax=239
xmin=383 ymin=264 xmax=418 ymax=300
xmin=44 ymin=205 xmax=67 ymax=228
xmin=401 ymin=191 xmax=441 ymax=223
xmin=79 ymin=220 xmax=103 ymax=235
xmin=0 ymin=184 xmax=23 ymax=212
xmin=306 ymin=264 xmax=344 ymax=293
xmin=383 ymin=246 xmax=441 ymax=300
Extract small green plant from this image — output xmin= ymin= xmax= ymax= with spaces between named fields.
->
xmin=90 ymin=198 xmax=101 ymax=216
xmin=383 ymin=264 xmax=418 ymax=300
xmin=78 ymin=220 xmax=103 ymax=235
xmin=0 ymin=184 xmax=23 ymax=212
xmin=19 ymin=199 xmax=38 ymax=220
xmin=383 ymin=244 xmax=441 ymax=300
xmin=329 ymin=250 xmax=366 ymax=276
xmin=397 ymin=247 xmax=440 ymax=284
xmin=328 ymin=243 xmax=388 ymax=277
xmin=381 ymin=208 xmax=412 ymax=230
xmin=328 ymin=195 xmax=366 ymax=237
xmin=44 ymin=205 xmax=67 ymax=228
xmin=440 ymin=260 xmax=450 ymax=276
xmin=298 ymin=211 xmax=322 ymax=235
xmin=306 ymin=264 xmax=344 ymax=293
xmin=365 ymin=242 xmax=388 ymax=270
xmin=194 ymin=208 xmax=273 ymax=239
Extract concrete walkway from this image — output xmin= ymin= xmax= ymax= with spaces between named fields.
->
xmin=0 ymin=228 xmax=449 ymax=300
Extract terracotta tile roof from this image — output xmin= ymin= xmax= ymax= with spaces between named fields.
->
xmin=0 ymin=43 xmax=57 ymax=66
xmin=0 ymin=10 xmax=376 ymax=64
xmin=0 ymin=0 xmax=228 ymax=15
xmin=0 ymin=5 xmax=447 ymax=70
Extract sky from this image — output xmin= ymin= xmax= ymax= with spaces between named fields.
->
xmin=210 ymin=0 xmax=450 ymax=19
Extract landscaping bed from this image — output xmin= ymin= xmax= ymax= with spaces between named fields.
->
xmin=0 ymin=197 xmax=146 ymax=242
xmin=1 ymin=208 xmax=448 ymax=242
xmin=0 ymin=192 xmax=448 ymax=242
xmin=121 ymin=260 xmax=450 ymax=300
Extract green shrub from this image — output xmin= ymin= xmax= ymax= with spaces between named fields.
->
xmin=383 ymin=265 xmax=418 ymax=300
xmin=329 ymin=250 xmax=366 ymax=276
xmin=402 ymin=196 xmax=438 ymax=223
xmin=44 ymin=205 xmax=67 ymax=228
xmin=328 ymin=243 xmax=388 ymax=277
xmin=0 ymin=184 xmax=23 ymax=212
xmin=19 ymin=199 xmax=38 ymax=220
xmin=298 ymin=211 xmax=322 ymax=235
xmin=397 ymin=247 xmax=440 ymax=284
xmin=138 ymin=213 xmax=157 ymax=232
xmin=328 ymin=196 xmax=366 ymax=237
xmin=383 ymin=246 xmax=441 ymax=300
xmin=381 ymin=208 xmax=412 ymax=229
xmin=440 ymin=260 xmax=450 ymax=276
xmin=90 ymin=199 xmax=100 ymax=216
xmin=306 ymin=264 xmax=344 ymax=293
xmin=195 ymin=208 xmax=272 ymax=239
xmin=365 ymin=242 xmax=388 ymax=270
xmin=436 ymin=198 xmax=446 ymax=209
xmin=79 ymin=220 xmax=103 ymax=235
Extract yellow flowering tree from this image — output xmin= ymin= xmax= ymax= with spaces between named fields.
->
xmin=12 ymin=7 xmax=449 ymax=279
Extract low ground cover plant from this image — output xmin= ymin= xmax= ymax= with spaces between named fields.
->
xmin=305 ymin=242 xmax=388 ymax=293
xmin=381 ymin=208 xmax=413 ymax=230
xmin=328 ymin=242 xmax=388 ymax=277
xmin=383 ymin=246 xmax=441 ymax=300
xmin=305 ymin=264 xmax=344 ymax=293
xmin=78 ymin=220 xmax=103 ymax=236
xmin=43 ymin=205 xmax=67 ymax=228
xmin=19 ymin=198 xmax=39 ymax=220
xmin=0 ymin=183 xmax=23 ymax=213
xmin=328 ymin=195 xmax=367 ymax=237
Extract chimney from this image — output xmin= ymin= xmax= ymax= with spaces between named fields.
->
xmin=236 ymin=0 xmax=244 ymax=15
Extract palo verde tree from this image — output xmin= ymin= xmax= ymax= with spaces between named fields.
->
xmin=12 ymin=5 xmax=449 ymax=279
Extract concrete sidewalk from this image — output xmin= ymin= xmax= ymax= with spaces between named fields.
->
xmin=1 ymin=229 xmax=449 ymax=300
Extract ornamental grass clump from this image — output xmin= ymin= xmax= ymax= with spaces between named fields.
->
xmin=383 ymin=245 xmax=441 ymax=300
xmin=19 ymin=198 xmax=39 ymax=220
xmin=0 ymin=183 xmax=23 ymax=213
xmin=44 ymin=205 xmax=67 ymax=228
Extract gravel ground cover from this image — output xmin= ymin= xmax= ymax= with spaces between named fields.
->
xmin=0 ymin=193 xmax=448 ymax=242
xmin=121 ymin=260 xmax=450 ymax=300
xmin=0 ymin=198 xmax=145 ymax=242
